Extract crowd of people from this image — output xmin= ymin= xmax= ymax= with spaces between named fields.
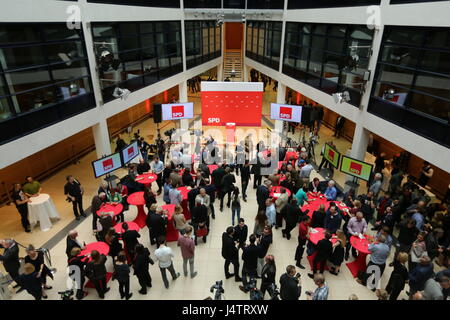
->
xmin=2 ymin=125 xmax=449 ymax=301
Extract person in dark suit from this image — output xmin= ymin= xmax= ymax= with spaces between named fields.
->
xmin=239 ymin=234 xmax=262 ymax=293
xmin=256 ymin=180 xmax=271 ymax=211
xmin=91 ymin=192 xmax=107 ymax=231
xmin=222 ymin=227 xmax=242 ymax=282
xmin=204 ymin=179 xmax=216 ymax=219
xmin=211 ymin=164 xmax=226 ymax=196
xmin=65 ymin=230 xmax=85 ymax=259
xmin=182 ymin=170 xmax=194 ymax=187
xmin=310 ymin=204 xmax=327 ymax=228
xmin=233 ymin=218 xmax=248 ymax=249
xmin=0 ymin=239 xmax=20 ymax=281
xmin=220 ymin=167 xmax=236 ymax=211
xmin=281 ymin=198 xmax=303 ymax=240
xmin=260 ymin=254 xmax=276 ymax=299
xmin=146 ymin=206 xmax=168 ymax=247
xmin=133 ymin=244 xmax=154 ymax=294
xmin=187 ymin=184 xmax=200 ymax=214
xmin=122 ymin=223 xmax=141 ymax=259
xmin=16 ymin=263 xmax=43 ymax=300
xmin=192 ymin=203 xmax=209 ymax=244
xmin=308 ymin=178 xmax=323 ymax=193
xmin=280 ymin=265 xmax=302 ymax=300
xmin=308 ymin=231 xmax=333 ymax=277
xmin=240 ymin=161 xmax=251 ymax=202
xmin=251 ymin=161 xmax=262 ymax=189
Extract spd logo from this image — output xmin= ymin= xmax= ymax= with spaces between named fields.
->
xmin=102 ymin=158 xmax=113 ymax=171
xmin=327 ymin=149 xmax=335 ymax=162
xmin=172 ymin=105 xmax=184 ymax=118
xmin=350 ymin=162 xmax=363 ymax=176
xmin=127 ymin=147 xmax=134 ymax=157
xmin=208 ymin=118 xmax=220 ymax=124
xmin=279 ymin=107 xmax=292 ymax=120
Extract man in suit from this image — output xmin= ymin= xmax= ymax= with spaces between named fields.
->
xmin=91 ymin=192 xmax=106 ymax=231
xmin=280 ymin=265 xmax=302 ymax=300
xmin=220 ymin=167 xmax=236 ymax=211
xmin=187 ymin=184 xmax=200 ymax=214
xmin=240 ymin=161 xmax=251 ymax=202
xmin=239 ymin=234 xmax=262 ymax=293
xmin=146 ymin=207 xmax=168 ymax=247
xmin=256 ymin=180 xmax=271 ymax=211
xmin=211 ymin=164 xmax=226 ymax=197
xmin=222 ymin=227 xmax=242 ymax=282
xmin=0 ymin=239 xmax=20 ymax=280
xmin=308 ymin=177 xmax=323 ymax=193
xmin=281 ymin=198 xmax=303 ymax=240
xmin=122 ymin=222 xmax=141 ymax=258
xmin=204 ymin=179 xmax=216 ymax=219
xmin=233 ymin=218 xmax=248 ymax=249
xmin=65 ymin=230 xmax=85 ymax=259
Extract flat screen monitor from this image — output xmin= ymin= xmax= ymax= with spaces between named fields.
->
xmin=92 ymin=153 xmax=123 ymax=178
xmin=340 ymin=156 xmax=374 ymax=182
xmin=323 ymin=143 xmax=341 ymax=168
xmin=162 ymin=102 xmax=194 ymax=120
xmin=270 ymin=103 xmax=302 ymax=123
xmin=121 ymin=141 xmax=140 ymax=164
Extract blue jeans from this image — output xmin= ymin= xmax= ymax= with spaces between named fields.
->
xmin=232 ymin=207 xmax=241 ymax=225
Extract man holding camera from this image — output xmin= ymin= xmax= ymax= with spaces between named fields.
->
xmin=280 ymin=265 xmax=302 ymax=300
xmin=64 ymin=175 xmax=85 ymax=221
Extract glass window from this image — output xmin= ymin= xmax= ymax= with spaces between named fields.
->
xmin=51 ymin=60 xmax=89 ymax=82
xmin=385 ymin=28 xmax=424 ymax=46
xmin=420 ymin=50 xmax=450 ymax=75
xmin=92 ymin=25 xmax=115 ymax=38
xmin=0 ymin=46 xmax=46 ymax=70
xmin=118 ymin=37 xmax=139 ymax=52
xmin=119 ymin=23 xmax=138 ymax=36
xmin=44 ymin=27 xmax=81 ymax=41
xmin=380 ymin=45 xmax=421 ymax=68
xmin=0 ymin=26 xmax=40 ymax=44
xmin=414 ymin=71 xmax=450 ymax=100
xmin=0 ymin=97 xmax=12 ymax=120
xmin=7 ymin=67 xmax=52 ymax=93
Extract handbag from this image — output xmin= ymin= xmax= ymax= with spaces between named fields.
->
xmin=196 ymin=224 xmax=208 ymax=237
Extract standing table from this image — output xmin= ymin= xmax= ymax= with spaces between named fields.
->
xmin=177 ymin=186 xmax=191 ymax=220
xmin=80 ymin=242 xmax=112 ymax=289
xmin=27 ymin=194 xmax=60 ymax=232
xmin=114 ymin=221 xmax=140 ymax=234
xmin=301 ymin=192 xmax=349 ymax=218
xmin=127 ymin=192 xmax=147 ymax=228
xmin=346 ymin=235 xmax=372 ymax=277
xmin=135 ymin=173 xmax=158 ymax=188
xmin=96 ymin=203 xmax=123 ymax=225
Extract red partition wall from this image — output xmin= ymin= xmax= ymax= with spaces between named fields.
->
xmin=201 ymin=82 xmax=264 ymax=126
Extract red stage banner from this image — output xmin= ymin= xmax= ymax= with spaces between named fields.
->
xmin=201 ymin=82 xmax=263 ymax=126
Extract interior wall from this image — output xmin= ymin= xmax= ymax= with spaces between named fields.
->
xmin=225 ymin=22 xmax=243 ymax=50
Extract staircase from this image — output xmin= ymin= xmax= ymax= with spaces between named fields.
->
xmin=223 ymin=50 xmax=243 ymax=81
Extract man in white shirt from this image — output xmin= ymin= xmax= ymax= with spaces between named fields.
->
xmin=369 ymin=173 xmax=383 ymax=197
xmin=150 ymin=156 xmax=164 ymax=195
xmin=154 ymin=236 xmax=180 ymax=289
xmin=299 ymin=160 xmax=314 ymax=187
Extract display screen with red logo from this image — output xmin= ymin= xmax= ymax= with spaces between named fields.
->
xmin=121 ymin=141 xmax=140 ymax=164
xmin=162 ymin=102 xmax=194 ymax=121
xmin=201 ymin=82 xmax=263 ymax=126
xmin=323 ymin=143 xmax=341 ymax=168
xmin=92 ymin=153 xmax=123 ymax=178
xmin=340 ymin=156 xmax=373 ymax=182
xmin=270 ymin=103 xmax=302 ymax=123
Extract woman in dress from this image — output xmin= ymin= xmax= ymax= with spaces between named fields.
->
xmin=386 ymin=252 xmax=409 ymax=300
xmin=253 ymin=210 xmax=268 ymax=237
xmin=329 ymin=230 xmax=346 ymax=275
xmin=173 ymin=205 xmax=189 ymax=233
xmin=24 ymin=245 xmax=53 ymax=298
xmin=105 ymin=228 xmax=123 ymax=260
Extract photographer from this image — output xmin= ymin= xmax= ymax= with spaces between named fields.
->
xmin=67 ymin=247 xmax=87 ymax=300
xmin=280 ymin=265 xmax=302 ymax=300
xmin=260 ymin=255 xmax=276 ymax=299
xmin=64 ymin=175 xmax=85 ymax=221
xmin=239 ymin=234 xmax=261 ymax=293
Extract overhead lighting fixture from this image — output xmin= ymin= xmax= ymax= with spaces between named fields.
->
xmin=113 ymin=87 xmax=131 ymax=100
xmin=383 ymin=88 xmax=396 ymax=100
xmin=333 ymin=91 xmax=351 ymax=104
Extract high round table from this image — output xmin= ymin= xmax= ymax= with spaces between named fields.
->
xmin=269 ymin=186 xmax=291 ymax=200
xmin=177 ymin=187 xmax=191 ymax=220
xmin=96 ymin=203 xmax=123 ymax=224
xmin=346 ymin=235 xmax=372 ymax=278
xmin=127 ymin=192 xmax=147 ymax=228
xmin=27 ymin=193 xmax=60 ymax=232
xmin=207 ymin=165 xmax=219 ymax=174
xmin=114 ymin=221 xmax=140 ymax=234
xmin=275 ymin=174 xmax=286 ymax=183
xmin=301 ymin=192 xmax=349 ymax=218
xmin=80 ymin=241 xmax=110 ymax=260
xmin=161 ymin=204 xmax=179 ymax=242
xmin=306 ymin=227 xmax=338 ymax=271
xmin=135 ymin=173 xmax=157 ymax=188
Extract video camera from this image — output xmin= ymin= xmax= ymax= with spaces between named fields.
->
xmin=210 ymin=280 xmax=224 ymax=300
xmin=58 ymin=289 xmax=74 ymax=300
xmin=248 ymin=278 xmax=263 ymax=301
xmin=164 ymin=128 xmax=176 ymax=137
xmin=267 ymin=283 xmax=280 ymax=300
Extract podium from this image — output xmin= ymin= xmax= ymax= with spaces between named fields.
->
xmin=226 ymin=122 xmax=236 ymax=145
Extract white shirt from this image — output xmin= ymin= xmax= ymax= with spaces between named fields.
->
xmin=155 ymin=245 xmax=174 ymax=268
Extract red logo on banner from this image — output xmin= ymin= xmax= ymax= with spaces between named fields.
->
xmin=102 ymin=158 xmax=113 ymax=171
xmin=328 ymin=149 xmax=335 ymax=161
xmin=279 ymin=107 xmax=292 ymax=120
xmin=127 ymin=147 xmax=134 ymax=157
xmin=172 ymin=105 xmax=184 ymax=118
xmin=350 ymin=162 xmax=363 ymax=175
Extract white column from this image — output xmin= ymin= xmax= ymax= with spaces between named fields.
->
xmin=180 ymin=0 xmax=187 ymax=72
xmin=344 ymin=124 xmax=370 ymax=193
xmin=217 ymin=63 xmax=223 ymax=82
xmin=278 ymin=0 xmax=288 ymax=73
xmin=92 ymin=119 xmax=111 ymax=158
xmin=243 ymin=64 xmax=249 ymax=82
xmin=274 ymin=82 xmax=286 ymax=141
xmin=178 ymin=81 xmax=191 ymax=154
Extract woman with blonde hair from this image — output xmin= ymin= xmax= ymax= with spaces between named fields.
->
xmin=24 ymin=244 xmax=53 ymax=298
xmin=16 ymin=263 xmax=43 ymax=300
xmin=253 ymin=210 xmax=268 ymax=236
xmin=173 ymin=205 xmax=188 ymax=233
xmin=386 ymin=252 xmax=409 ymax=300
xmin=329 ymin=230 xmax=346 ymax=275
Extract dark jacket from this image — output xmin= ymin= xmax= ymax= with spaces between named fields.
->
xmin=258 ymin=234 xmax=273 ymax=258
xmin=65 ymin=236 xmax=81 ymax=259
xmin=242 ymin=244 xmax=261 ymax=270
xmin=113 ymin=263 xmax=130 ymax=282
xmin=122 ymin=230 xmax=141 ymax=253
xmin=233 ymin=225 xmax=248 ymax=245
xmin=86 ymin=254 xmax=107 ymax=280
xmin=182 ymin=173 xmax=194 ymax=187
xmin=261 ymin=263 xmax=276 ymax=285
xmin=311 ymin=210 xmax=326 ymax=228
xmin=221 ymin=173 xmax=236 ymax=193
xmin=16 ymin=272 xmax=42 ymax=298
xmin=315 ymin=239 xmax=333 ymax=261
xmin=387 ymin=260 xmax=409 ymax=293
xmin=192 ymin=204 xmax=208 ymax=224
xmin=409 ymin=263 xmax=434 ymax=292
xmin=222 ymin=232 xmax=238 ymax=260
xmin=0 ymin=243 xmax=20 ymax=277
xmin=133 ymin=248 xmax=154 ymax=275
xmin=324 ymin=211 xmax=342 ymax=234
xmin=144 ymin=192 xmax=157 ymax=209
xmin=146 ymin=212 xmax=167 ymax=236
xmin=204 ymin=184 xmax=216 ymax=203
xmin=212 ymin=167 xmax=226 ymax=188
xmin=282 ymin=203 xmax=302 ymax=226
xmin=279 ymin=273 xmax=301 ymax=300
xmin=256 ymin=185 xmax=270 ymax=207
xmin=91 ymin=195 xmax=104 ymax=230
xmin=241 ymin=166 xmax=251 ymax=182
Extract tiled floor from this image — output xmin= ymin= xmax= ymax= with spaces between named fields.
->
xmin=2 ymin=84 xmax=402 ymax=300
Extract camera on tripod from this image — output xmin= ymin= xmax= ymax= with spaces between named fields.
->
xmin=210 ymin=280 xmax=224 ymax=300
xmin=164 ymin=128 xmax=176 ymax=137
xmin=58 ymin=289 xmax=74 ymax=300
xmin=267 ymin=283 xmax=280 ymax=300
xmin=248 ymin=278 xmax=263 ymax=300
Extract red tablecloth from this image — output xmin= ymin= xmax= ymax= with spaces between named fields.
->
xmin=275 ymin=174 xmax=286 ymax=183
xmin=161 ymin=204 xmax=179 ymax=242
xmin=207 ymin=165 xmax=219 ymax=174
xmin=177 ymin=187 xmax=190 ymax=200
xmin=346 ymin=235 xmax=372 ymax=277
xmin=85 ymin=272 xmax=113 ymax=288
xmin=278 ymin=161 xmax=285 ymax=170
xmin=80 ymin=241 xmax=110 ymax=260
xmin=308 ymin=228 xmax=338 ymax=245
xmin=127 ymin=192 xmax=147 ymax=228
xmin=96 ymin=203 xmax=123 ymax=217
xmin=114 ymin=221 xmax=140 ymax=234
xmin=135 ymin=173 xmax=157 ymax=186
xmin=270 ymin=186 xmax=291 ymax=200
xmin=301 ymin=192 xmax=348 ymax=218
